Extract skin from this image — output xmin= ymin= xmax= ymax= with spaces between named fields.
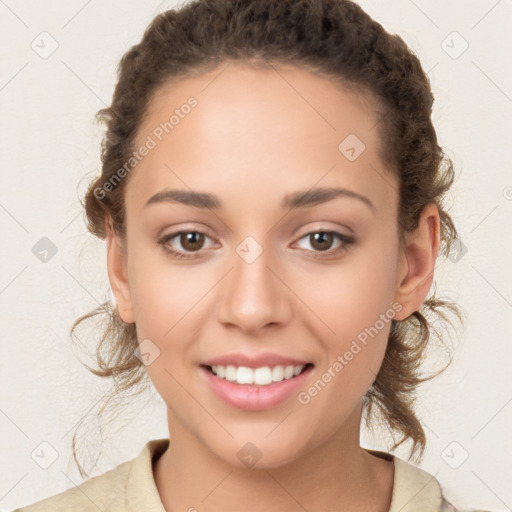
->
xmin=107 ymin=62 xmax=440 ymax=511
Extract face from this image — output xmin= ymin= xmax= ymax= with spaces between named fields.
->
xmin=107 ymin=62 xmax=426 ymax=469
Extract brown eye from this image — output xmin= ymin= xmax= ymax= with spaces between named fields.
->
xmin=179 ymin=232 xmax=206 ymax=252
xmin=309 ymin=232 xmax=334 ymax=251
xmin=294 ymin=230 xmax=355 ymax=258
xmin=158 ymin=230 xmax=215 ymax=259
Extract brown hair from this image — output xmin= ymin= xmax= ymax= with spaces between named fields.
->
xmin=71 ymin=0 xmax=462 ymax=477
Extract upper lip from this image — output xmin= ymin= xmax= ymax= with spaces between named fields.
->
xmin=202 ymin=352 xmax=313 ymax=369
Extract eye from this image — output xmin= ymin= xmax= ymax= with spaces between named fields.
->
xmin=293 ymin=230 xmax=355 ymax=258
xmin=157 ymin=230 xmax=216 ymax=259
xmin=157 ymin=229 xmax=355 ymax=260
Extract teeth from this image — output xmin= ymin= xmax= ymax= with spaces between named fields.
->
xmin=210 ymin=364 xmax=306 ymax=385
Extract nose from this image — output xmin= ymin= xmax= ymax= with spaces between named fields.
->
xmin=216 ymin=239 xmax=292 ymax=334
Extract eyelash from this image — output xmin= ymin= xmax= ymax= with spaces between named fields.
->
xmin=157 ymin=229 xmax=355 ymax=260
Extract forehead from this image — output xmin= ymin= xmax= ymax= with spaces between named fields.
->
xmin=127 ymin=62 xmax=397 ymax=214
xmin=139 ymin=61 xmax=380 ymax=144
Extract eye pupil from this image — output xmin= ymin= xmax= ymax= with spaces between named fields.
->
xmin=311 ymin=232 xmax=333 ymax=251
xmin=181 ymin=232 xmax=205 ymax=251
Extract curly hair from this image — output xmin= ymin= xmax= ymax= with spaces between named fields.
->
xmin=70 ymin=0 xmax=462 ymax=477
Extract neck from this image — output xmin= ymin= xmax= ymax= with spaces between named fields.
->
xmin=153 ymin=405 xmax=394 ymax=512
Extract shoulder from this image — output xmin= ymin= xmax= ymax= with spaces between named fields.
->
xmin=440 ymin=498 xmax=495 ymax=512
xmin=13 ymin=438 xmax=169 ymax=512
xmin=12 ymin=460 xmax=133 ymax=511
xmin=367 ymin=449 xmax=495 ymax=512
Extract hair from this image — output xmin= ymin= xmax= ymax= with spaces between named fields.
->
xmin=70 ymin=0 xmax=462 ymax=477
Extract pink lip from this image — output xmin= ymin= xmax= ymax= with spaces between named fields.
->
xmin=199 ymin=364 xmax=314 ymax=411
xmin=202 ymin=352 xmax=311 ymax=369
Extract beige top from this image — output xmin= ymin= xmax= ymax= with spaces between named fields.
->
xmin=13 ymin=438 xmax=487 ymax=512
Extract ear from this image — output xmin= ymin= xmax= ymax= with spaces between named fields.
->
xmin=393 ymin=203 xmax=441 ymax=321
xmin=106 ymin=217 xmax=135 ymax=324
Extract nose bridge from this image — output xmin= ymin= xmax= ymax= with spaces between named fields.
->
xmin=216 ymin=234 xmax=290 ymax=331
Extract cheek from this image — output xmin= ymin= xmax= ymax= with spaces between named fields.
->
xmin=295 ymin=237 xmax=399 ymax=390
xmin=300 ymin=245 xmax=399 ymax=342
xmin=125 ymin=251 xmax=208 ymax=402
xmin=125 ymin=246 xmax=223 ymax=396
xmin=296 ymin=270 xmax=395 ymax=428
xmin=126 ymin=241 xmax=211 ymax=339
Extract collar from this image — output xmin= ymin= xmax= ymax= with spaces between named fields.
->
xmin=365 ymin=448 xmax=443 ymax=511
xmin=125 ymin=439 xmax=443 ymax=512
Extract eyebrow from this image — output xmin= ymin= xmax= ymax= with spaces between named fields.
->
xmin=144 ymin=187 xmax=375 ymax=212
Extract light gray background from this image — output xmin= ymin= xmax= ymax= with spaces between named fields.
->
xmin=1 ymin=0 xmax=511 ymax=510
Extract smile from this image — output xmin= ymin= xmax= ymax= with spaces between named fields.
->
xmin=207 ymin=364 xmax=311 ymax=385
xmin=200 ymin=363 xmax=314 ymax=411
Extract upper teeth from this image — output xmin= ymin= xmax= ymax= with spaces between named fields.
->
xmin=211 ymin=364 xmax=306 ymax=386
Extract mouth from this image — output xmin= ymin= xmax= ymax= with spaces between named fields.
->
xmin=201 ymin=363 xmax=314 ymax=386
xmin=199 ymin=363 xmax=315 ymax=411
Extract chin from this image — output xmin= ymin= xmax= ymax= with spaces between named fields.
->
xmin=207 ymin=434 xmax=313 ymax=471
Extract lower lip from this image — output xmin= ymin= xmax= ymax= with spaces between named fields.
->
xmin=200 ymin=365 xmax=313 ymax=411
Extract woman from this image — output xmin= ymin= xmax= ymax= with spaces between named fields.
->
xmin=14 ymin=0 xmax=492 ymax=510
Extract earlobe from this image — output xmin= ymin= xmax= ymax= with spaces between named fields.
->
xmin=393 ymin=203 xmax=441 ymax=321
xmin=106 ymin=218 xmax=135 ymax=324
